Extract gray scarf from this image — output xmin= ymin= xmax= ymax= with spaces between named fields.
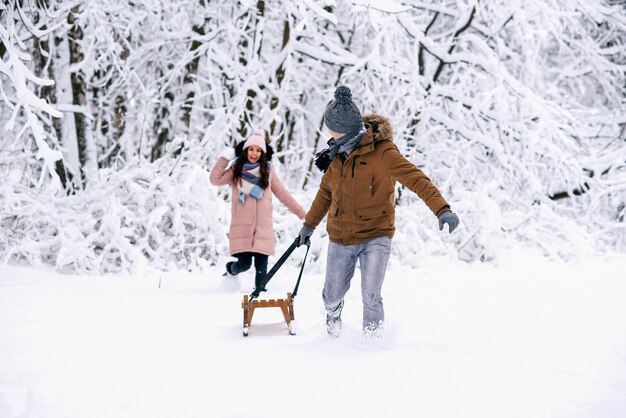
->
xmin=314 ymin=123 xmax=367 ymax=172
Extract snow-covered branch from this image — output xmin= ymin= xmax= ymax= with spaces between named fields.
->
xmin=1 ymin=1 xmax=63 ymax=189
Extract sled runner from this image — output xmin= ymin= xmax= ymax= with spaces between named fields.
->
xmin=241 ymin=238 xmax=310 ymax=337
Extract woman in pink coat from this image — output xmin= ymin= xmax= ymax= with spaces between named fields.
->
xmin=210 ymin=130 xmax=307 ymax=292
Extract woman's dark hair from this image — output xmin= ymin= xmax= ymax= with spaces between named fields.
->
xmin=232 ymin=142 xmax=274 ymax=189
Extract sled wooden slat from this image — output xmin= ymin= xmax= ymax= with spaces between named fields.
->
xmin=242 ymin=293 xmax=295 ymax=336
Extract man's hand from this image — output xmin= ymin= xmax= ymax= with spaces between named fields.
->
xmin=297 ymin=225 xmax=314 ymax=247
xmin=438 ymin=211 xmax=460 ymax=233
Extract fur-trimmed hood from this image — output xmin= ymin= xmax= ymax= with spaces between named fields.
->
xmin=363 ymin=113 xmax=394 ymax=143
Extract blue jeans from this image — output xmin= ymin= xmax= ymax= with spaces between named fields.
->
xmin=323 ymin=236 xmax=391 ymax=328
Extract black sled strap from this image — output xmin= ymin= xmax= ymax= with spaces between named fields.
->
xmin=249 ymin=237 xmax=307 ymax=301
xmin=291 ymin=242 xmax=310 ymax=300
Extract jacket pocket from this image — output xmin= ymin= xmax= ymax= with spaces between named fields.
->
xmin=353 ymin=203 xmax=391 ymax=239
xmin=355 ymin=203 xmax=389 ymax=221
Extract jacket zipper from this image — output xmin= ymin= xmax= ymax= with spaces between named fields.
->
xmin=339 ymin=158 xmax=345 ymax=242
xmin=352 ymin=157 xmax=357 ymax=178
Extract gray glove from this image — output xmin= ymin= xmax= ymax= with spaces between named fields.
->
xmin=297 ymin=225 xmax=314 ymax=247
xmin=438 ymin=211 xmax=460 ymax=233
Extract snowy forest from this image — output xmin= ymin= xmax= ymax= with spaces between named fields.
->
xmin=1 ymin=0 xmax=625 ymax=274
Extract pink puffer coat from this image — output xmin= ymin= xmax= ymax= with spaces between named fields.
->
xmin=210 ymin=157 xmax=307 ymax=256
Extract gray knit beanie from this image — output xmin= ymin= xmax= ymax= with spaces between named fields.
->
xmin=323 ymin=85 xmax=362 ymax=134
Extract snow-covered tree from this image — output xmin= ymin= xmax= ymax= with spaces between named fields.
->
xmin=1 ymin=0 xmax=624 ymax=273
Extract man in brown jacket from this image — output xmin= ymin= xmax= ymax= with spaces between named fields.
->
xmin=298 ymin=86 xmax=459 ymax=337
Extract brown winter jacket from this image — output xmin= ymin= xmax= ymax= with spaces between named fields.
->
xmin=304 ymin=114 xmax=450 ymax=245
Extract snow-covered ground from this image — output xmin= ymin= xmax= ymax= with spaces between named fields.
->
xmin=1 ymin=251 xmax=626 ymax=418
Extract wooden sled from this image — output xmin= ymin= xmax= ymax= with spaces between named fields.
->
xmin=241 ymin=293 xmax=295 ymax=336
xmin=240 ymin=238 xmax=310 ymax=337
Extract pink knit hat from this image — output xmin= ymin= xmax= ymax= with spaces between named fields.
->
xmin=243 ymin=130 xmax=266 ymax=153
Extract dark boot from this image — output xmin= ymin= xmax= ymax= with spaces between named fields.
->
xmin=222 ymin=262 xmax=237 ymax=278
xmin=254 ymin=280 xmax=267 ymax=293
xmin=254 ymin=266 xmax=267 ymax=292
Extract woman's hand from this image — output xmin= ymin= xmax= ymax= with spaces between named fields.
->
xmin=219 ymin=147 xmax=235 ymax=161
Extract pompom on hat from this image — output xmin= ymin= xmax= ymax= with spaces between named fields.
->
xmin=323 ymin=85 xmax=363 ymax=134
xmin=243 ymin=130 xmax=267 ymax=153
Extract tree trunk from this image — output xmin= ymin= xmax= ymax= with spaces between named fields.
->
xmin=269 ymin=17 xmax=291 ymax=161
xmin=151 ymin=89 xmax=174 ymax=161
xmin=304 ymin=13 xmax=355 ymax=185
xmin=36 ymin=36 xmax=73 ymax=191
xmin=153 ymin=2 xmax=209 ymax=160
xmin=31 ymin=0 xmax=74 ymax=192
xmin=236 ymin=1 xmax=265 ymax=139
xmin=181 ymin=23 xmax=205 ymax=134
xmin=95 ymin=36 xmax=129 ymax=169
xmin=428 ymin=7 xmax=476 ymax=90
xmin=407 ymin=12 xmax=440 ymax=145
xmin=68 ymin=5 xmax=89 ymax=184
xmin=407 ymin=7 xmax=475 ymax=141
